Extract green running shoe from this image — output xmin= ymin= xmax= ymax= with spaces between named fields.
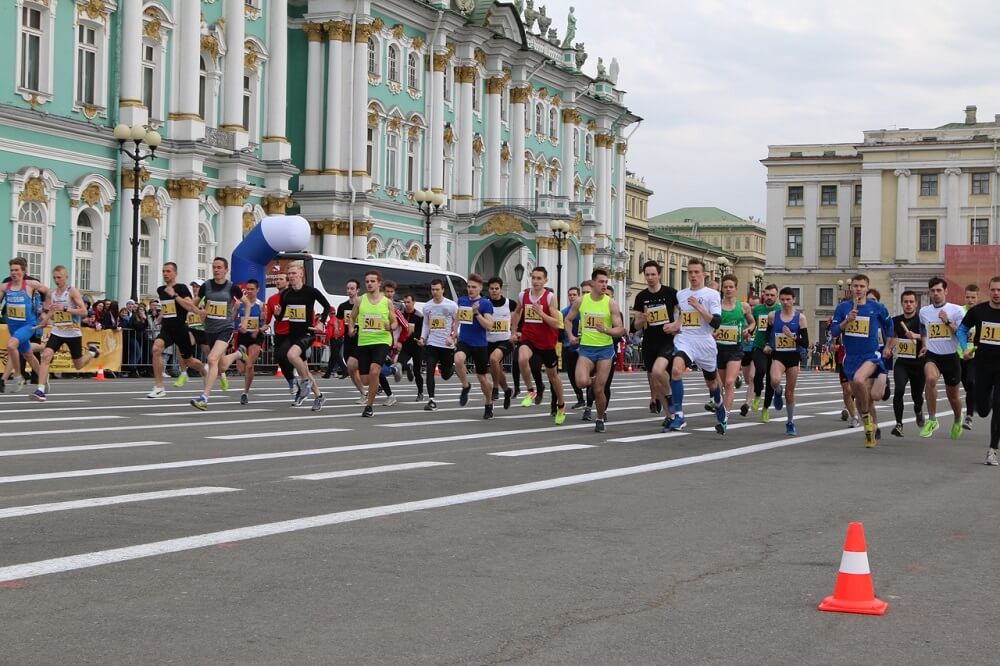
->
xmin=919 ymin=418 xmax=939 ymax=438
xmin=760 ymin=408 xmax=769 ymax=424
xmin=174 ymin=374 xmax=188 ymax=388
xmin=950 ymin=422 xmax=963 ymax=440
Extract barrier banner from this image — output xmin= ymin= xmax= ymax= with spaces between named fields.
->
xmin=944 ymin=245 xmax=1000 ymax=301
xmin=0 ymin=325 xmax=122 ymax=373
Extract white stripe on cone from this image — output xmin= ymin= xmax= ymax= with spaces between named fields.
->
xmin=838 ymin=550 xmax=871 ymax=575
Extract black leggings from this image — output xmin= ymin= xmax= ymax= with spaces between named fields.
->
xmin=752 ymin=347 xmax=774 ymax=408
xmin=398 ymin=343 xmax=424 ymax=394
xmin=564 ymin=348 xmax=583 ymax=402
xmin=962 ymin=358 xmax=976 ymax=414
xmin=424 ymin=346 xmax=455 ymax=399
xmin=893 ymin=361 xmax=926 ymax=423
xmin=974 ymin=360 xmax=1000 ymax=449
xmin=273 ymin=333 xmax=295 ymax=380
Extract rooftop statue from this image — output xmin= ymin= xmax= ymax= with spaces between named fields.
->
xmin=523 ymin=0 xmax=537 ymax=32
xmin=513 ymin=0 xmax=524 ymax=14
xmin=596 ymin=57 xmax=606 ymax=79
xmin=547 ymin=27 xmax=559 ymax=44
xmin=537 ymin=6 xmax=551 ymax=34
xmin=561 ymin=7 xmax=576 ymax=48
xmin=574 ymin=43 xmax=587 ymax=68
xmin=609 ymin=57 xmax=620 ymax=85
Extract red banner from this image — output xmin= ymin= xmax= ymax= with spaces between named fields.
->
xmin=944 ymin=245 xmax=1000 ymax=301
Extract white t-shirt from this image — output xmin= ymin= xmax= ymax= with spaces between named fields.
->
xmin=675 ymin=286 xmax=723 ymax=343
xmin=421 ymin=298 xmax=458 ymax=349
xmin=919 ymin=302 xmax=964 ymax=355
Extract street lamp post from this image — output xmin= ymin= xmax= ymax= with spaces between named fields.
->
xmin=753 ymin=269 xmax=764 ymax=297
xmin=414 ymin=188 xmax=448 ymax=264
xmin=718 ymin=256 xmax=730 ymax=284
xmin=550 ymin=220 xmax=570 ymax=303
xmin=114 ymin=123 xmax=161 ymax=302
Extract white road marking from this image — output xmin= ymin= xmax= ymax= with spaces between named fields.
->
xmin=0 ymin=487 xmax=240 ymax=519
xmin=694 ymin=422 xmax=762 ymax=432
xmin=0 ymin=415 xmax=125 ymax=425
xmin=0 ymin=441 xmax=167 ymax=457
xmin=289 ymin=462 xmax=453 ymax=480
xmin=378 ymin=419 xmax=476 ymax=428
xmin=141 ymin=409 xmax=272 ymax=416
xmin=489 ymin=444 xmax=596 ymax=457
xmin=606 ymin=431 xmax=690 ymax=443
xmin=211 ymin=428 xmax=352 ymax=440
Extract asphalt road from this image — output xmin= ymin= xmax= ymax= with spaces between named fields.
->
xmin=0 ymin=369 xmax=997 ymax=665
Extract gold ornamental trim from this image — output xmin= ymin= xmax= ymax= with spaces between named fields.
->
xmin=220 ymin=124 xmax=248 ymax=134
xmin=303 ymin=22 xmax=325 ymax=42
xmin=354 ymin=23 xmax=376 ymax=43
xmin=78 ymin=0 xmax=110 ymax=21
xmin=569 ymin=211 xmax=583 ymax=236
xmin=262 ymin=135 xmax=290 ymax=144
xmin=300 ymin=169 xmax=321 ymax=176
xmin=454 ymin=66 xmax=477 ymax=84
xmin=216 ymin=187 xmax=251 ymax=207
xmin=580 ymin=242 xmax=596 ymax=255
xmin=391 ymin=24 xmax=405 ymax=40
xmin=537 ymin=87 xmax=549 ymax=99
xmin=243 ymin=212 xmax=256 ymax=234
xmin=480 ymin=213 xmax=524 ymax=236
xmin=354 ymin=221 xmax=374 ymax=235
xmin=262 ymin=194 xmax=292 ymax=214
xmin=244 ymin=41 xmax=260 ymax=71
xmin=486 ymin=77 xmax=505 ymax=95
xmin=551 ymin=95 xmax=561 ymax=107
xmin=141 ymin=195 xmax=161 ymax=221
xmin=351 ymin=170 xmax=369 ymax=177
xmin=561 ymin=108 xmax=581 ymax=125
xmin=322 ymin=168 xmax=349 ymax=176
xmin=616 ymin=141 xmax=627 ymax=155
xmin=166 ymin=178 xmax=206 ymax=200
xmin=474 ymin=48 xmax=487 ymax=66
xmin=500 ymin=144 xmax=511 ymax=162
xmin=412 ymin=36 xmax=425 ymax=50
xmin=143 ymin=17 xmax=162 ymax=43
xmin=81 ymin=183 xmax=102 ymax=207
xmin=69 ymin=199 xmax=80 ymax=208
xmin=372 ymin=17 xmax=386 ymax=32
xmin=586 ymin=119 xmax=597 ymax=131
xmin=121 ymin=168 xmax=151 ymax=190
xmin=368 ymin=110 xmax=380 ymax=128
xmin=119 ymin=99 xmax=145 ymax=109
xmin=168 ymin=112 xmax=203 ymax=121
xmin=432 ymin=51 xmax=452 ymax=72
xmin=472 ymin=134 xmax=484 ymax=155
xmin=443 ymin=125 xmax=455 ymax=145
xmin=510 ymin=86 xmax=530 ymax=104
xmin=201 ymin=35 xmax=220 ymax=59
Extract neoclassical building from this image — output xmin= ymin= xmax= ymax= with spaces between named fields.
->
xmin=0 ymin=0 xmax=639 ymax=301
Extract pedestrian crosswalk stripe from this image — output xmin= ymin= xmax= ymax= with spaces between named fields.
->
xmin=0 ymin=441 xmax=168 ymax=457
xmin=289 ymin=462 xmax=453 ymax=480
xmin=0 ymin=487 xmax=240 ymax=520
xmin=489 ymin=444 xmax=596 ymax=457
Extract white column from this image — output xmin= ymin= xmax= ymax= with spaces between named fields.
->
xmin=894 ymin=169 xmax=911 ymax=263
xmin=303 ymin=23 xmax=324 ymax=175
xmin=430 ymin=52 xmax=446 ymax=193
xmin=431 ymin=219 xmax=449 ymax=267
xmin=455 ymin=65 xmax=474 ymax=203
xmin=169 ymin=0 xmax=205 ymax=141
xmin=485 ymin=76 xmax=503 ymax=203
xmin=764 ymin=183 xmax=785 ymax=269
xmin=173 ymin=188 xmax=201 ymax=283
xmin=595 ymin=134 xmax=612 ymax=239
xmin=510 ymin=86 xmax=527 ymax=200
xmin=350 ymin=26 xmax=371 ymax=192
xmin=944 ymin=167 xmax=961 ymax=261
xmin=324 ymin=24 xmax=344 ymax=176
xmin=802 ymin=182 xmax=818 ymax=268
xmin=219 ymin=205 xmax=244 ymax=264
xmin=581 ymin=246 xmax=594 ymax=283
xmin=860 ymin=170 xmax=884 ymax=264
xmin=836 ymin=181 xmax=853 ymax=268
xmin=118 ymin=0 xmax=146 ymax=126
xmin=221 ymin=0 xmax=248 ymax=149
xmin=561 ymin=111 xmax=576 ymax=200
xmin=615 ymin=142 xmax=626 ymax=246
xmin=263 ymin=0 xmax=289 ymax=161
xmin=118 ymin=195 xmax=134 ymax=300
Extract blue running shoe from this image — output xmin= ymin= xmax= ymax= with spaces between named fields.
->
xmin=716 ymin=403 xmax=727 ymax=425
xmin=786 ymin=421 xmax=796 ymax=436
xmin=773 ymin=388 xmax=783 ymax=412
xmin=664 ymin=414 xmax=686 ymax=432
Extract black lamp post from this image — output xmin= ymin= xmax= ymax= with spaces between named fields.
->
xmin=550 ymin=220 xmax=570 ymax=303
xmin=414 ymin=188 xmax=447 ymax=263
xmin=753 ymin=270 xmax=764 ymax=297
xmin=114 ymin=123 xmax=161 ymax=301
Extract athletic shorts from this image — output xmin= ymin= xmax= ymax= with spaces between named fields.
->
xmin=741 ymin=348 xmax=754 ymax=367
xmin=290 ymin=333 xmax=315 ymax=354
xmin=717 ymin=346 xmax=744 ymax=368
xmin=522 ymin=341 xmax=558 ymax=369
xmin=488 ymin=339 xmax=513 ymax=358
xmin=7 ymin=323 xmax=35 ymax=355
xmin=190 ymin=328 xmax=205 ymax=347
xmin=157 ymin=326 xmax=196 ymax=359
xmin=641 ymin=340 xmax=672 ymax=371
xmin=457 ymin=342 xmax=490 ymax=375
xmin=842 ymin=352 xmax=885 ymax=383
xmin=343 ymin=338 xmax=358 ymax=361
xmin=45 ymin=334 xmax=84 ymax=360
xmin=926 ymin=351 xmax=962 ymax=387
xmin=579 ymin=344 xmax=616 ymax=363
xmin=355 ymin=343 xmax=391 ymax=371
xmin=771 ymin=351 xmax=801 ymax=369
xmin=836 ymin=361 xmax=848 ymax=383
xmin=204 ymin=328 xmax=233 ymax=349
xmin=236 ymin=332 xmax=263 ymax=350
xmin=674 ymin=335 xmax=718 ymax=373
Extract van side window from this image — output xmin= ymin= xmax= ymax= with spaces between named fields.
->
xmin=449 ymin=275 xmax=468 ymax=299
xmin=317 ymin=260 xmax=438 ymax=302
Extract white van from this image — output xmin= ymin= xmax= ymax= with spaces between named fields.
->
xmin=265 ymin=254 xmax=468 ymax=312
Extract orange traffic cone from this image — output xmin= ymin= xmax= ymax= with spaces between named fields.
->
xmin=94 ymin=365 xmax=107 ymax=381
xmin=819 ymin=522 xmax=888 ymax=615
xmin=275 ymin=365 xmax=283 ymax=378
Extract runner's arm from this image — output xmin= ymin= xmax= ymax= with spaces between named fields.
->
xmin=607 ymin=300 xmax=627 ymax=338
xmin=313 ymin=289 xmax=332 ymax=323
xmin=68 ymin=287 xmax=88 ymax=317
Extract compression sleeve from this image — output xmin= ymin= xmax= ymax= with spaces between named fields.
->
xmin=312 ymin=288 xmax=331 ymax=323
xmin=709 ymin=314 xmax=721 ymax=330
xmin=797 ymin=328 xmax=810 ymax=349
xmin=957 ymin=323 xmax=971 ymax=352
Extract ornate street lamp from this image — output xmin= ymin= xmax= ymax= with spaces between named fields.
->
xmin=718 ymin=256 xmax=731 ymax=283
xmin=114 ymin=123 xmax=161 ymax=302
xmin=550 ymin=220 xmax=571 ymax=303
xmin=753 ymin=269 xmax=764 ymax=297
xmin=414 ymin=188 xmax=447 ymax=264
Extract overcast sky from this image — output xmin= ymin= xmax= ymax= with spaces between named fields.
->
xmin=538 ymin=0 xmax=1000 ymax=220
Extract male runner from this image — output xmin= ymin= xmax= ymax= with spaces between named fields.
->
xmin=273 ymin=263 xmax=330 ymax=410
xmin=510 ymin=267 xmax=566 ymax=424
xmin=917 ymin=276 xmax=966 ymax=439
xmin=398 ymin=293 xmax=425 ymax=400
xmin=830 ymin=274 xmax=893 ymax=447
xmin=187 ymin=279 xmax=207 ymax=363
xmin=960 ymin=283 xmax=979 ymax=430
xmin=738 ymin=293 xmax=760 ymax=415
xmin=486 ymin=277 xmax=518 ymax=410
xmin=419 ymin=278 xmax=459 ymax=411
xmin=336 ymin=278 xmax=367 ymax=403
xmin=763 ymin=287 xmax=808 ymax=436
xmin=632 ymin=260 xmax=678 ymax=417
xmin=561 ymin=286 xmax=585 ymax=409
xmin=349 ymin=269 xmax=397 ymax=418
xmin=234 ymin=279 xmax=265 ymax=405
xmin=30 ymin=265 xmax=99 ymax=401
xmin=1 ymin=258 xmax=49 ymax=393
xmin=455 ymin=274 xmax=495 ymax=418
xmin=147 ymin=262 xmax=205 ymax=398
xmin=190 ymin=257 xmax=246 ymax=411
xmin=265 ymin=271 xmax=296 ymax=393
xmin=663 ymin=258 xmax=726 ymax=434
xmin=751 ymin=284 xmax=780 ymax=421
xmin=565 ymin=268 xmax=626 ymax=433
xmin=958 ymin=277 xmax=1000 ymax=465
xmin=885 ymin=290 xmax=926 ymax=437
xmin=716 ymin=274 xmax=755 ymax=417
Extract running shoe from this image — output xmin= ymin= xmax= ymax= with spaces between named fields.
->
xmin=664 ymin=415 xmax=686 ymax=432
xmin=840 ymin=409 xmax=849 ymax=421
xmin=650 ymin=401 xmax=659 ymax=414
xmin=919 ymin=418 xmax=939 ymax=438
xmin=848 ymin=416 xmax=860 ymax=428
xmin=570 ymin=400 xmax=584 ymax=410
xmin=786 ymin=421 xmax=797 ymax=436
xmin=294 ymin=382 xmax=311 ymax=407
xmin=484 ymin=404 xmax=494 ymax=420
xmin=190 ymin=395 xmax=208 ymax=411
xmin=715 ymin=421 xmax=727 ymax=435
xmin=87 ymin=343 xmax=100 ymax=359
xmin=0 ymin=378 xmax=5 ymax=393
xmin=739 ymin=403 xmax=749 ymax=417
xmin=424 ymin=399 xmax=438 ymax=411
xmin=882 ymin=381 xmax=890 ymax=402
xmin=863 ymin=423 xmax=876 ymax=448
xmin=752 ymin=396 xmax=761 ymax=411
xmin=460 ymin=384 xmax=471 ymax=406
xmin=772 ymin=388 xmax=783 ymax=412
xmin=237 ymin=345 xmax=248 ymax=363
xmin=393 ymin=364 xmax=402 ymax=382
xmin=662 ymin=416 xmax=672 ymax=430
xmin=173 ymin=374 xmax=188 ymax=388
xmin=288 ymin=380 xmax=296 ymax=395
xmin=219 ymin=375 xmax=230 ymax=391
xmin=146 ymin=386 xmax=167 ymax=398
xmin=293 ymin=380 xmax=305 ymax=405
xmin=704 ymin=400 xmax=715 ymax=413
xmin=595 ymin=419 xmax=606 ymax=433
xmin=240 ymin=393 xmax=249 ymax=405
xmin=716 ymin=403 xmax=727 ymax=426
xmin=311 ymin=394 xmax=326 ymax=412
xmin=950 ymin=422 xmax=963 ymax=440
xmin=357 ymin=393 xmax=368 ymax=405
xmin=963 ymin=414 xmax=973 ymax=430
xmin=916 ymin=411 xmax=926 ymax=428
xmin=582 ymin=407 xmax=593 ymax=422
xmin=361 ymin=405 xmax=374 ymax=417
xmin=503 ymin=388 xmax=513 ymax=410
xmin=653 ymin=399 xmax=662 ymax=414
xmin=30 ymin=388 xmax=46 ymax=402
xmin=384 ymin=396 xmax=398 ymax=407
xmin=554 ymin=403 xmax=566 ymax=425
xmin=735 ymin=375 xmax=743 ymax=389
xmin=416 ymin=392 xmax=424 ymax=402
xmin=891 ymin=424 xmax=904 ymax=438
xmin=534 ymin=385 xmax=545 ymax=405
xmin=405 ymin=364 xmax=414 ymax=382
xmin=760 ymin=408 xmax=769 ymax=424
xmin=11 ymin=376 xmax=25 ymax=393
xmin=492 ymin=387 xmax=500 ymax=401
xmin=521 ymin=390 xmax=537 ymax=407
xmin=986 ymin=449 xmax=999 ymax=466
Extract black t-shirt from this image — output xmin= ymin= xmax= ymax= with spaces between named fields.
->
xmin=156 ymin=283 xmax=194 ymax=330
xmin=962 ymin=302 xmax=1000 ymax=363
xmin=401 ymin=308 xmax=423 ymax=346
xmin=633 ymin=286 xmax=679 ymax=351
xmin=197 ymin=280 xmax=244 ymax=303
xmin=277 ymin=285 xmax=331 ymax=337
xmin=892 ymin=314 xmax=923 ymax=360
xmin=337 ymin=299 xmax=357 ymax=344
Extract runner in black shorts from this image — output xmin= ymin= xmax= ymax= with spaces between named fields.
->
xmin=632 ymin=260 xmax=678 ymax=416
xmin=147 ymin=262 xmax=205 ymax=398
xmin=274 ymin=263 xmax=330 ymax=410
xmin=398 ymin=293 xmax=425 ymax=400
xmin=234 ymin=279 xmax=265 ymax=405
xmin=486 ymin=277 xmax=518 ymax=409
xmin=337 ymin=278 xmax=366 ymax=402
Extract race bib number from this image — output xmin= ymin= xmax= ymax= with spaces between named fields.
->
xmin=51 ymin=310 xmax=74 ymax=325
xmin=524 ymin=306 xmax=543 ymax=322
xmin=286 ymin=305 xmax=307 ymax=323
xmin=206 ymin=300 xmax=228 ymax=319
xmin=492 ymin=319 xmax=510 ymax=333
xmin=646 ymin=305 xmax=667 ymax=324
xmin=583 ymin=313 xmax=605 ymax=331
xmin=927 ymin=322 xmax=951 ymax=339
xmin=980 ymin=322 xmax=1000 ymax=346
xmin=680 ymin=311 xmax=701 ymax=328
xmin=245 ymin=317 xmax=260 ymax=331
xmin=717 ymin=325 xmax=740 ymax=345
xmin=362 ymin=314 xmax=383 ymax=332
xmin=430 ymin=316 xmax=447 ymax=330
xmin=7 ymin=304 xmax=26 ymax=320
xmin=775 ymin=334 xmax=796 ymax=351
xmin=895 ymin=340 xmax=917 ymax=359
xmin=843 ymin=316 xmax=870 ymax=338
xmin=186 ymin=311 xmax=202 ymax=326
xmin=161 ymin=301 xmax=177 ymax=318
xmin=757 ymin=314 xmax=769 ymax=330
xmin=458 ymin=307 xmax=474 ymax=325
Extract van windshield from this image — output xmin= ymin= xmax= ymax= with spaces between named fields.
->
xmin=317 ymin=261 xmax=445 ymax=302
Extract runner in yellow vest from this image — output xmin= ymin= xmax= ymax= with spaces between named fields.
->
xmin=349 ymin=269 xmax=397 ymax=418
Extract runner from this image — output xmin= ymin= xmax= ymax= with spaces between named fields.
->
xmin=662 ymin=258 xmax=726 ymax=434
xmin=349 ymin=269 xmax=397 ymax=418
xmin=832 ymin=334 xmax=859 ymax=427
xmin=917 ymin=276 xmax=966 ymax=439
xmin=1 ymin=258 xmax=49 ymax=393
xmin=30 ymin=265 xmax=99 ymax=401
xmin=189 ymin=257 xmax=246 ymax=411
xmin=487 ymin=277 xmax=518 ymax=410
xmin=510 ymin=267 xmax=567 ymax=425
xmin=264 ymin=271 xmax=296 ymax=393
xmin=751 ymin=284 xmax=780 ymax=422
xmin=885 ymin=290 xmax=926 ymax=437
xmin=632 ymin=260 xmax=678 ymax=419
xmin=147 ymin=262 xmax=205 ymax=398
xmin=564 ymin=268 xmax=626 ymax=433
xmin=273 ymin=263 xmax=330 ymax=410
xmin=419 ymin=278 xmax=459 ymax=411
xmin=455 ymin=273 xmax=496 ymax=419
xmin=960 ymin=283 xmax=979 ymax=430
xmin=716 ymin=274 xmax=755 ymax=418
xmin=187 ymin=279 xmax=207 ymax=363
xmin=398 ymin=293 xmax=425 ymax=401
xmin=763 ymin=287 xmax=808 ymax=436
xmin=738 ymin=292 xmax=760 ymax=415
xmin=233 ymin=279 xmax=265 ymax=405
xmin=561 ymin=286 xmax=585 ymax=409
xmin=830 ymin=274 xmax=893 ymax=447
xmin=336 ymin=279 xmax=368 ymax=404
xmin=957 ymin=277 xmax=1000 ymax=465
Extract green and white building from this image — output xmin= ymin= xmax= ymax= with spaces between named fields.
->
xmin=0 ymin=0 xmax=640 ymax=301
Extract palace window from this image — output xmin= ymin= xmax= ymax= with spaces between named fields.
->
xmin=198 ymin=56 xmax=208 ymax=119
xmin=919 ymin=219 xmax=937 ymax=252
xmin=786 ymin=227 xmax=803 ymax=257
xmin=819 ymin=227 xmax=836 ymax=257
xmin=972 ymin=172 xmax=990 ymax=195
xmin=443 ymin=64 xmax=452 ymax=102
xmin=20 ymin=6 xmax=42 ymax=91
xmin=535 ymin=103 xmax=544 ymax=135
xmin=472 ymin=74 xmax=480 ymax=112
xmin=585 ymin=134 xmax=593 ymax=162
xmin=16 ymin=201 xmax=46 ymax=278
xmin=406 ymin=137 xmax=418 ymax=193
xmin=852 ymin=226 xmax=861 ymax=257
xmin=387 ymin=45 xmax=400 ymax=83
xmin=820 ymin=185 xmax=837 ymax=206
xmin=789 ymin=287 xmax=801 ymax=306
xmin=407 ymin=52 xmax=419 ymax=90
xmin=74 ymin=212 xmax=96 ymax=293
xmin=197 ymin=223 xmax=212 ymax=280
xmin=971 ymin=218 xmax=989 ymax=245
xmin=385 ymin=131 xmax=399 ymax=189
xmin=76 ymin=24 xmax=98 ymax=105
xmin=549 ymin=108 xmax=559 ymax=141
xmin=573 ymin=128 xmax=579 ymax=159
xmin=18 ymin=3 xmax=55 ymax=99
xmin=242 ymin=74 xmax=252 ymax=131
xmin=819 ymin=287 xmax=834 ymax=307
xmin=137 ymin=219 xmax=151 ymax=296
xmin=500 ymin=87 xmax=508 ymax=122
xmin=920 ymin=174 xmax=938 ymax=196
xmin=854 ymin=184 xmax=862 ymax=205
xmin=787 ymin=186 xmax=803 ymax=206
xmin=366 ymin=126 xmax=375 ymax=177
xmin=367 ymin=37 xmax=379 ymax=76
xmin=141 ymin=43 xmax=157 ymax=117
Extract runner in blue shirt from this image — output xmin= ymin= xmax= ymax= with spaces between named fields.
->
xmin=455 ymin=273 xmax=495 ymax=419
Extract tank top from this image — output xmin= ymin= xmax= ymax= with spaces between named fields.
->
xmin=717 ymin=301 xmax=744 ymax=347
xmin=520 ymin=289 xmax=558 ymax=349
xmin=769 ymin=310 xmax=801 ymax=353
xmin=579 ymin=293 xmax=613 ymax=348
xmin=203 ymin=279 xmax=235 ymax=334
xmin=238 ymin=301 xmax=263 ymax=334
xmin=357 ymin=294 xmax=392 ymax=346
xmin=50 ymin=286 xmax=82 ymax=338
xmin=487 ymin=297 xmax=513 ymax=343
xmin=4 ymin=284 xmax=34 ymax=328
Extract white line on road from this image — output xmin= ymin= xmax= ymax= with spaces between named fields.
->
xmin=694 ymin=423 xmax=762 ymax=432
xmin=141 ymin=409 xmax=272 ymax=416
xmin=211 ymin=428 xmax=352 ymax=440
xmin=0 ymin=415 xmax=125 ymax=424
xmin=289 ymin=462 xmax=453 ymax=480
xmin=489 ymin=444 xmax=596 ymax=457
xmin=0 ymin=441 xmax=167 ymax=457
xmin=378 ymin=419 xmax=476 ymax=428
xmin=0 ymin=487 xmax=240 ymax=520
xmin=606 ymin=431 xmax=689 ymax=443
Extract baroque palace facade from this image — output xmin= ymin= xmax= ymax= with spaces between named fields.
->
xmin=763 ymin=105 xmax=1000 ymax=341
xmin=0 ymin=0 xmax=639 ymax=301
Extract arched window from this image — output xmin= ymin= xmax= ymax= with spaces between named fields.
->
xmin=549 ymin=108 xmax=559 ymax=140
xmin=443 ymin=64 xmax=452 ymax=102
xmin=385 ymin=130 xmax=399 ymax=189
xmin=406 ymin=137 xmax=418 ymax=192
xmin=367 ymin=37 xmax=378 ymax=76
xmin=387 ymin=45 xmax=400 ymax=83
xmin=197 ymin=223 xmax=211 ymax=280
xmin=198 ymin=56 xmax=208 ymax=119
xmin=138 ymin=219 xmax=152 ymax=297
xmin=535 ymin=103 xmax=544 ymax=135
xmin=472 ymin=74 xmax=480 ymax=112
xmin=585 ymin=133 xmax=593 ymax=162
xmin=407 ymin=52 xmax=418 ymax=90
xmin=16 ymin=201 xmax=45 ymax=278
xmin=74 ymin=211 xmax=95 ymax=292
xmin=573 ymin=128 xmax=579 ymax=158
